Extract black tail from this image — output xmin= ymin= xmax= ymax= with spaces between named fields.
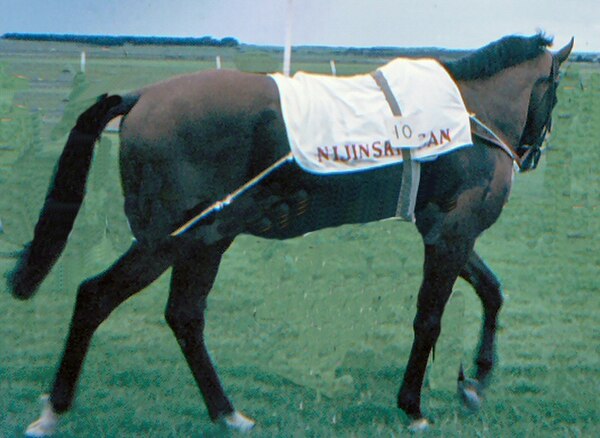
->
xmin=7 ymin=93 xmax=139 ymax=299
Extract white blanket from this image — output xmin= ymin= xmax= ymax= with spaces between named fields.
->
xmin=270 ymin=58 xmax=472 ymax=174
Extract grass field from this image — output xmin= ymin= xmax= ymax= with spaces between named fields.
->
xmin=0 ymin=41 xmax=598 ymax=437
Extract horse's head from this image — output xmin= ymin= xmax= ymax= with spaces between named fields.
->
xmin=445 ymin=34 xmax=575 ymax=170
xmin=517 ymin=38 xmax=574 ymax=170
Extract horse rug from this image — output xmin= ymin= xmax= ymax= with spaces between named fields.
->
xmin=270 ymin=58 xmax=473 ymax=174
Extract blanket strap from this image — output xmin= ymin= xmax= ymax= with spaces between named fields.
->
xmin=171 ymin=153 xmax=294 ymax=237
xmin=370 ymin=70 xmax=420 ymax=222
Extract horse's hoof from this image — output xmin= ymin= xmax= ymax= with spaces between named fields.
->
xmin=408 ymin=417 xmax=430 ymax=432
xmin=457 ymin=377 xmax=483 ymax=411
xmin=24 ymin=395 xmax=59 ymax=437
xmin=220 ymin=411 xmax=255 ymax=432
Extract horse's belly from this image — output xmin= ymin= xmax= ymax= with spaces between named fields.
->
xmin=248 ymin=164 xmax=406 ymax=240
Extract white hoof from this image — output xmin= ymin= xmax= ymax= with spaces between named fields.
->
xmin=458 ymin=376 xmax=483 ymax=411
xmin=408 ymin=417 xmax=430 ymax=432
xmin=221 ymin=411 xmax=255 ymax=432
xmin=25 ymin=395 xmax=59 ymax=437
xmin=460 ymin=386 xmax=482 ymax=411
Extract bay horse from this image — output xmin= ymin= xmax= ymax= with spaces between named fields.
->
xmin=8 ymin=33 xmax=573 ymax=435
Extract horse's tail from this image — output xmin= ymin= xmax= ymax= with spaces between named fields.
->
xmin=7 ymin=93 xmax=140 ymax=300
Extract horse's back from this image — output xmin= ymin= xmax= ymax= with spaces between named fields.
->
xmin=121 ymin=69 xmax=280 ymax=152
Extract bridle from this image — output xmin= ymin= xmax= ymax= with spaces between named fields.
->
xmin=471 ymin=54 xmax=560 ymax=171
xmin=516 ymin=54 xmax=560 ymax=170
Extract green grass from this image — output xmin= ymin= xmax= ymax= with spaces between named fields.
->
xmin=0 ymin=43 xmax=598 ymax=437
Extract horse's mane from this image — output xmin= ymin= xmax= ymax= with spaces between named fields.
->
xmin=443 ymin=33 xmax=553 ymax=80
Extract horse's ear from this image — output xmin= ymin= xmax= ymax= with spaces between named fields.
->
xmin=554 ymin=37 xmax=574 ymax=64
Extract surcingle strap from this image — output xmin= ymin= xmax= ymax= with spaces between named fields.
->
xmin=370 ymin=70 xmax=421 ymax=222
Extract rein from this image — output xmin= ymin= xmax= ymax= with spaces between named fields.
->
xmin=469 ymin=114 xmax=539 ymax=170
xmin=469 ymin=114 xmax=521 ymax=165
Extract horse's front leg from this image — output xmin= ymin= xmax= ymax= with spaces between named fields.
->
xmin=457 ymin=250 xmax=503 ymax=409
xmin=397 ymin=234 xmax=474 ymax=430
xmin=165 ymin=239 xmax=255 ymax=432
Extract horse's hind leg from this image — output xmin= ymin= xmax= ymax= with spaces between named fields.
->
xmin=26 ymin=241 xmax=174 ymax=437
xmin=165 ymin=240 xmax=254 ymax=432
xmin=457 ymin=250 xmax=503 ymax=408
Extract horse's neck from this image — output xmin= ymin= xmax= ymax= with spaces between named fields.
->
xmin=457 ymin=61 xmax=541 ymax=148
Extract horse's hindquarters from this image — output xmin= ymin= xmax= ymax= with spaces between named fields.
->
xmin=117 ymin=71 xmax=284 ymax=244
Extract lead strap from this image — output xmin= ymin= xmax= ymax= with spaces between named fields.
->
xmin=370 ymin=70 xmax=420 ymax=222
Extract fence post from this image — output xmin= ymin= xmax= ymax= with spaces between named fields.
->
xmin=283 ymin=0 xmax=293 ymax=76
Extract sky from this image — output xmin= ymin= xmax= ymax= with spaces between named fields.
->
xmin=1 ymin=0 xmax=598 ymax=52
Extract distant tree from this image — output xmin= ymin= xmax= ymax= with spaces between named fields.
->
xmin=220 ymin=37 xmax=240 ymax=47
xmin=1 ymin=33 xmax=243 ymax=48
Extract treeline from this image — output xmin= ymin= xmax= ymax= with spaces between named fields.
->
xmin=570 ymin=52 xmax=600 ymax=63
xmin=338 ymin=46 xmax=471 ymax=60
xmin=1 ymin=33 xmax=240 ymax=47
